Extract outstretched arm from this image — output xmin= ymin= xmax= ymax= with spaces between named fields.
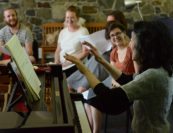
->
xmin=82 ymin=41 xmax=122 ymax=81
xmin=64 ymin=53 xmax=132 ymax=115
xmin=64 ymin=41 xmax=123 ymax=89
xmin=64 ymin=53 xmax=100 ymax=89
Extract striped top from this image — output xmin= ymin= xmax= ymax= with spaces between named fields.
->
xmin=0 ymin=23 xmax=33 ymax=47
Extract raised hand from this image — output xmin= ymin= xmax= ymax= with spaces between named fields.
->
xmin=82 ymin=41 xmax=105 ymax=63
xmin=64 ymin=53 xmax=87 ymax=74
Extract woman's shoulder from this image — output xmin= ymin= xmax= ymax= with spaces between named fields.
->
xmin=125 ymin=46 xmax=133 ymax=58
xmin=59 ymin=27 xmax=69 ymax=35
xmin=110 ymin=47 xmax=118 ymax=54
xmin=136 ymin=68 xmax=168 ymax=81
xmin=126 ymin=46 xmax=132 ymax=53
xmin=110 ymin=47 xmax=118 ymax=60
xmin=79 ymin=26 xmax=89 ymax=34
xmin=144 ymin=68 xmax=166 ymax=75
xmin=60 ymin=27 xmax=68 ymax=32
xmin=79 ymin=26 xmax=87 ymax=30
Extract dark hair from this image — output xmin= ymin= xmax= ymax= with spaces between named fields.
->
xmin=3 ymin=7 xmax=17 ymax=16
xmin=107 ymin=10 xmax=127 ymax=30
xmin=133 ymin=20 xmax=173 ymax=76
xmin=105 ymin=21 xmax=126 ymax=40
xmin=66 ymin=5 xmax=79 ymax=18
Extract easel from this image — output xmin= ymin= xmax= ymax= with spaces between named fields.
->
xmin=5 ymin=61 xmax=32 ymax=128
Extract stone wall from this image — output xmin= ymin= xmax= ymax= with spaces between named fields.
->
xmin=0 ymin=0 xmax=173 ymax=45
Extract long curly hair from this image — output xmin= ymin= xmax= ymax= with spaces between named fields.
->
xmin=133 ymin=20 xmax=173 ymax=76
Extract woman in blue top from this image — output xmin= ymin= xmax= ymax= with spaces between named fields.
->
xmin=64 ymin=20 xmax=173 ymax=133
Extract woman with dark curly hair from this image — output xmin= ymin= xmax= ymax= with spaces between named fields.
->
xmin=64 ymin=20 xmax=173 ymax=133
xmin=82 ymin=21 xmax=135 ymax=132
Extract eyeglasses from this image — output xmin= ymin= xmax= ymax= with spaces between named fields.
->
xmin=110 ymin=32 xmax=122 ymax=38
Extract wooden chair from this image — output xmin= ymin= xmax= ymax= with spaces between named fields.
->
xmin=41 ymin=22 xmax=106 ymax=64
xmin=85 ymin=22 xmax=106 ymax=33
xmin=41 ymin=22 xmax=64 ymax=46
xmin=41 ymin=22 xmax=63 ymax=64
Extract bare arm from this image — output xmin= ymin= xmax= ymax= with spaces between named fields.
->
xmin=54 ymin=44 xmax=61 ymax=64
xmin=83 ymin=41 xmax=122 ymax=80
xmin=64 ymin=53 xmax=100 ymax=89
xmin=0 ymin=40 xmax=4 ymax=46
xmin=64 ymin=41 xmax=123 ymax=89
xmin=98 ymin=55 xmax=122 ymax=80
xmin=75 ymin=45 xmax=89 ymax=60
xmin=25 ymin=42 xmax=35 ymax=63
xmin=61 ymin=44 xmax=89 ymax=68
xmin=0 ymin=41 xmax=4 ymax=55
xmin=110 ymin=61 xmax=120 ymax=87
xmin=24 ymin=26 xmax=34 ymax=55
xmin=25 ymin=42 xmax=33 ymax=56
xmin=0 ymin=59 xmax=10 ymax=65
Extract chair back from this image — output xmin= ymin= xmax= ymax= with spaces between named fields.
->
xmin=41 ymin=22 xmax=106 ymax=47
xmin=42 ymin=23 xmax=64 ymax=46
xmin=85 ymin=22 xmax=106 ymax=33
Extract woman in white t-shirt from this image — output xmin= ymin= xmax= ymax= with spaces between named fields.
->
xmin=54 ymin=5 xmax=89 ymax=77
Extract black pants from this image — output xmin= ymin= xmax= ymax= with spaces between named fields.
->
xmin=63 ymin=65 xmax=78 ymax=78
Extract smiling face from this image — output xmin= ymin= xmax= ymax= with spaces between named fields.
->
xmin=65 ymin=10 xmax=78 ymax=28
xmin=109 ymin=28 xmax=126 ymax=48
xmin=4 ymin=9 xmax=18 ymax=27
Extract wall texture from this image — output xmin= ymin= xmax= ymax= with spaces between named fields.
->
xmin=0 ymin=0 xmax=173 ymax=44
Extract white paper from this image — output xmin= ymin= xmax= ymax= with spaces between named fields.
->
xmin=79 ymin=35 xmax=92 ymax=50
xmin=79 ymin=30 xmax=112 ymax=54
xmin=79 ymin=35 xmax=90 ymax=43
xmin=5 ymin=35 xmax=41 ymax=101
